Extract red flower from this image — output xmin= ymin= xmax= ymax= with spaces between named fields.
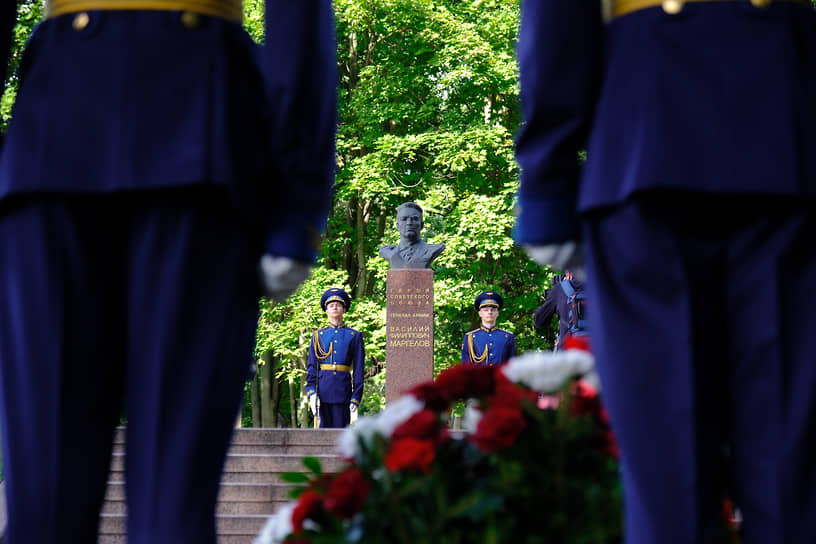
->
xmin=408 ymin=382 xmax=450 ymax=412
xmin=384 ymin=437 xmax=436 ymax=473
xmin=562 ymin=334 xmax=592 ymax=352
xmin=569 ymin=379 xmax=619 ymax=459
xmin=469 ymin=405 xmax=528 ymax=452
xmin=570 ymin=379 xmax=601 ymax=417
xmin=409 ymin=365 xmax=498 ymax=410
xmin=488 ymin=371 xmax=538 ymax=407
xmin=324 ymin=468 xmax=370 ymax=519
xmin=391 ymin=409 xmax=444 ymax=442
xmin=291 ymin=489 xmax=323 ymax=533
xmin=434 ymin=365 xmax=497 ymax=399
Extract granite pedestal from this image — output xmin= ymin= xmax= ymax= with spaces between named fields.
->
xmin=385 ymin=269 xmax=434 ymax=404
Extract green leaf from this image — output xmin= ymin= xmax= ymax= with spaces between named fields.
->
xmin=280 ymin=472 xmax=312 ymax=484
xmin=303 ymin=456 xmax=324 ymax=475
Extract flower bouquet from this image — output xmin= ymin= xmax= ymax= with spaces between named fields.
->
xmin=256 ymin=338 xmax=622 ymax=544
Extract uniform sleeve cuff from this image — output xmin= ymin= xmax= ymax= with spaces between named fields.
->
xmin=513 ymin=195 xmax=580 ymax=246
xmin=264 ymin=223 xmax=324 ymax=263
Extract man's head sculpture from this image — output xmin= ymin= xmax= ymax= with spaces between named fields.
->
xmin=378 ymin=202 xmax=445 ymax=270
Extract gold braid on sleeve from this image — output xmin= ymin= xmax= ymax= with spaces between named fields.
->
xmin=313 ymin=331 xmax=333 ymax=360
xmin=467 ymin=332 xmax=488 ymax=364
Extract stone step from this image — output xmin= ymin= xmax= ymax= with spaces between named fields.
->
xmin=112 ymin=442 xmax=335 ymax=455
xmin=112 ymin=428 xmax=342 ymax=447
xmin=98 ymin=513 xmax=269 ymax=537
xmin=97 ymin=531 xmax=269 ymax=543
xmin=107 ymin=453 xmax=343 ymax=483
xmin=102 ymin=499 xmax=279 ymax=516
xmin=111 ymin=428 xmax=343 ymax=456
xmin=230 ymin=428 xmax=343 ymax=446
xmin=104 ymin=482 xmax=294 ymax=503
xmin=102 ymin=482 xmax=294 ymax=515
xmin=0 ymin=429 xmax=343 ymax=543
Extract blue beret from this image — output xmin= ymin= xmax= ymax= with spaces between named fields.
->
xmin=474 ymin=291 xmax=504 ymax=311
xmin=320 ymin=288 xmax=351 ymax=311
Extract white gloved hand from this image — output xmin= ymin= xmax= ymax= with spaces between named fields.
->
xmin=523 ymin=242 xmax=585 ymax=281
xmin=258 ymin=255 xmax=312 ymax=302
xmin=309 ymin=394 xmax=317 ymax=415
xmin=349 ymin=402 xmax=357 ymax=412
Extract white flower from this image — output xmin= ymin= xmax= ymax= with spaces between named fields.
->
xmin=502 ymin=349 xmax=595 ymax=393
xmin=254 ymin=502 xmax=295 ymax=544
xmin=335 ymin=394 xmax=425 ymax=459
xmin=581 ymin=369 xmax=601 ymax=391
xmin=372 ymin=394 xmax=424 ymax=436
xmin=337 ymin=414 xmax=379 ymax=459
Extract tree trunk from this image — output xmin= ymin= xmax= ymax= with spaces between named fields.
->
xmin=270 ymin=373 xmax=281 ymax=427
xmin=344 ymin=196 xmax=357 ymax=287
xmin=355 ymin=195 xmax=368 ymax=298
xmin=250 ymin=368 xmax=261 ymax=428
xmin=289 ymin=378 xmax=299 ymax=429
xmin=260 ymin=351 xmax=277 ymax=427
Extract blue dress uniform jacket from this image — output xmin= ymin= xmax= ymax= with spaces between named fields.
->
xmin=306 ymin=324 xmax=365 ymax=426
xmin=0 ymin=2 xmax=337 ymax=544
xmin=0 ymin=1 xmax=336 ymax=261
xmin=461 ymin=326 xmax=516 ymax=366
xmin=514 ymin=0 xmax=816 ymax=246
xmin=514 ymin=2 xmax=816 ymax=543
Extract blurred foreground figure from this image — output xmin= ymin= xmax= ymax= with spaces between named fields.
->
xmin=514 ymin=1 xmax=816 ymax=543
xmin=0 ymin=1 xmax=336 ymax=543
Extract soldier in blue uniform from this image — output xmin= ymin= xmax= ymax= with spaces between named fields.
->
xmin=0 ymin=2 xmax=336 ymax=543
xmin=514 ymin=1 xmax=816 ymax=542
xmin=306 ymin=288 xmax=365 ymax=429
xmin=461 ymin=291 xmax=516 ymax=366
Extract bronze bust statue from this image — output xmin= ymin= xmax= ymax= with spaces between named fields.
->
xmin=378 ymin=202 xmax=445 ymax=269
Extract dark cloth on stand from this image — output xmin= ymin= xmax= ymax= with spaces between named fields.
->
xmin=533 ymin=278 xmax=585 ymax=348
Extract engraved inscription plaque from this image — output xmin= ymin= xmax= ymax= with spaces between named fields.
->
xmin=385 ymin=269 xmax=434 ymax=403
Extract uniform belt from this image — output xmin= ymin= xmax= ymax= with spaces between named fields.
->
xmin=45 ymin=0 xmax=243 ymax=22
xmin=607 ymin=0 xmax=806 ymax=20
xmin=320 ymin=364 xmax=351 ymax=372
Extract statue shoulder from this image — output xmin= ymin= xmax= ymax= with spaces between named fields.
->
xmin=379 ymin=244 xmax=397 ymax=257
xmin=428 ymin=243 xmax=445 ymax=257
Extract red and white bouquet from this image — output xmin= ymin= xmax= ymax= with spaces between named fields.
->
xmin=255 ymin=338 xmax=621 ymax=544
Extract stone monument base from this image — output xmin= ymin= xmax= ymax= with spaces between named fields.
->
xmin=385 ymin=269 xmax=434 ymax=404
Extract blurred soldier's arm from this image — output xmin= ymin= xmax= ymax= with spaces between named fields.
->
xmin=513 ymin=0 xmax=603 ymax=274
xmin=533 ymin=294 xmax=557 ymax=329
xmin=258 ymin=0 xmax=338 ymax=300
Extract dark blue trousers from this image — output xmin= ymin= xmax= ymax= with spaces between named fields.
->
xmin=0 ymin=190 xmax=261 ymax=544
xmin=319 ymin=403 xmax=350 ymax=429
xmin=583 ymin=194 xmax=816 ymax=544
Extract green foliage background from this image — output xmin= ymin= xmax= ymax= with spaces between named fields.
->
xmin=3 ymin=0 xmax=552 ymax=430
xmin=253 ymin=0 xmax=558 ymax=425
